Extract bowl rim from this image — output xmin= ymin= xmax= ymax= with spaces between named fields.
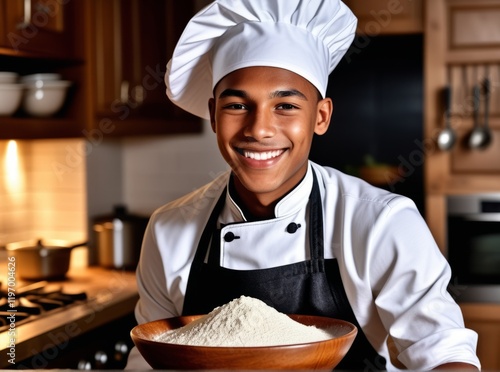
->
xmin=20 ymin=73 xmax=62 ymax=82
xmin=131 ymin=313 xmax=358 ymax=350
xmin=0 ymin=83 xmax=25 ymax=90
xmin=24 ymin=80 xmax=72 ymax=89
xmin=0 ymin=71 xmax=19 ymax=78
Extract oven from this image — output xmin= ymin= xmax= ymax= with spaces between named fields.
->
xmin=447 ymin=194 xmax=500 ymax=303
xmin=0 ymin=267 xmax=138 ymax=369
xmin=16 ymin=313 xmax=137 ymax=369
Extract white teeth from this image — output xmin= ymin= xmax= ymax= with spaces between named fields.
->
xmin=243 ymin=150 xmax=283 ymax=160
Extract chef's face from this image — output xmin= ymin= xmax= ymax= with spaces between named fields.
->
xmin=209 ymin=66 xmax=332 ymax=205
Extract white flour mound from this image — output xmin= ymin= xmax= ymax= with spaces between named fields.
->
xmin=155 ymin=296 xmax=334 ymax=347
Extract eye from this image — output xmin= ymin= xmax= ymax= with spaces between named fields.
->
xmin=224 ymin=103 xmax=247 ymax=110
xmin=276 ymin=103 xmax=298 ymax=110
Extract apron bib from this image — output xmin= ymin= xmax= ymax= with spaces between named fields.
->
xmin=183 ymin=171 xmax=386 ymax=370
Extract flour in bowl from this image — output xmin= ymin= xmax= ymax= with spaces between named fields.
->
xmin=155 ymin=296 xmax=334 ymax=346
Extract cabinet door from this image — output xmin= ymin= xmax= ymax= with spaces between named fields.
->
xmin=2 ymin=0 xmax=77 ymax=58
xmin=343 ymin=0 xmax=423 ymax=35
xmin=0 ymin=0 xmax=7 ymax=48
xmin=461 ymin=304 xmax=500 ymax=370
xmin=92 ymin=0 xmax=200 ymax=136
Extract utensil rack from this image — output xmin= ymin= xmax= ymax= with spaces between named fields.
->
xmin=448 ymin=63 xmax=500 ymax=130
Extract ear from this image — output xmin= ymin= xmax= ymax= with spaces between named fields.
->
xmin=208 ymin=98 xmax=216 ymax=133
xmin=314 ymin=97 xmax=333 ymax=136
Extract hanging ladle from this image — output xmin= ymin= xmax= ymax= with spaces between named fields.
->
xmin=437 ymin=85 xmax=456 ymax=151
xmin=469 ymin=77 xmax=492 ymax=150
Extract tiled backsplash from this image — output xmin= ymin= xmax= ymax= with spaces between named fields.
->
xmin=0 ymin=139 xmax=87 ymax=247
xmin=121 ymin=131 xmax=228 ymax=215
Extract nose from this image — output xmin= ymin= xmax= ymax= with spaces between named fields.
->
xmin=243 ymin=108 xmax=275 ymax=140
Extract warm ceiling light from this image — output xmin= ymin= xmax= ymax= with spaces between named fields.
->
xmin=4 ymin=140 xmax=25 ymax=193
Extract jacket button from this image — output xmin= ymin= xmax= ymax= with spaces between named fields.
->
xmin=286 ymin=223 xmax=301 ymax=234
xmin=224 ymin=232 xmax=240 ymax=242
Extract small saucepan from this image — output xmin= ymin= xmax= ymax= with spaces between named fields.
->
xmin=5 ymin=239 xmax=87 ymax=280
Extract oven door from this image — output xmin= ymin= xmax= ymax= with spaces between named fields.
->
xmin=448 ymin=213 xmax=500 ymax=285
xmin=447 ymin=213 xmax=500 ymax=303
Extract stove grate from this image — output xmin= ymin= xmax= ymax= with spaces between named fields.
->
xmin=0 ymin=283 xmax=87 ymax=332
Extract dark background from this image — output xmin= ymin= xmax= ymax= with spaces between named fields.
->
xmin=309 ymin=34 xmax=425 ymax=215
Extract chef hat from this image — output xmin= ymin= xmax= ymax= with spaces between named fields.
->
xmin=166 ymin=0 xmax=357 ymax=120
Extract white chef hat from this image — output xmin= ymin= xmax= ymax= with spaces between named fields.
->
xmin=166 ymin=0 xmax=357 ymax=120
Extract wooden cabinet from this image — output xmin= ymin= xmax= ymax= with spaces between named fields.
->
xmin=424 ymin=0 xmax=500 ymax=252
xmin=425 ymin=5 xmax=500 ymax=369
xmin=0 ymin=0 xmax=201 ymax=139
xmin=460 ymin=303 xmax=500 ymax=370
xmin=0 ymin=0 xmax=79 ymax=59
xmin=87 ymin=0 xmax=201 ymax=137
xmin=343 ymin=0 xmax=423 ymax=35
xmin=0 ymin=0 xmax=88 ymax=139
xmin=0 ymin=1 xmax=5 ymax=48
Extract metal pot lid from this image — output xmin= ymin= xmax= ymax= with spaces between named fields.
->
xmin=5 ymin=239 xmax=87 ymax=251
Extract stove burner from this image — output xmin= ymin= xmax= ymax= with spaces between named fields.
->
xmin=0 ymin=282 xmax=87 ymax=332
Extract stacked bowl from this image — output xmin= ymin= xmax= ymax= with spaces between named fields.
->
xmin=0 ymin=72 xmax=25 ymax=116
xmin=0 ymin=72 xmax=72 ymax=117
xmin=20 ymin=73 xmax=72 ymax=117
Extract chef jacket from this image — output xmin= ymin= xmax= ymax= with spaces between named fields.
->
xmin=126 ymin=161 xmax=480 ymax=371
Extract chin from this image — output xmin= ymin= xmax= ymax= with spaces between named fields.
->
xmin=238 ymin=177 xmax=283 ymax=194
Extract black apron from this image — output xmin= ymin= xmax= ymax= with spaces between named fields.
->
xmin=183 ymin=171 xmax=386 ymax=370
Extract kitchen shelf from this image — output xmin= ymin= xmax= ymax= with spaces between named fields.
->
xmin=0 ymin=47 xmax=84 ymax=64
xmin=0 ymin=117 xmax=84 ymax=139
xmin=93 ymin=117 xmax=203 ymax=138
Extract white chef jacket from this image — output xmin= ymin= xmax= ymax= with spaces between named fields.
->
xmin=126 ymin=161 xmax=480 ymax=370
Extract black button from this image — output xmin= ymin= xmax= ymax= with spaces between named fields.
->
xmin=286 ymin=223 xmax=301 ymax=234
xmin=223 ymin=232 xmax=240 ymax=242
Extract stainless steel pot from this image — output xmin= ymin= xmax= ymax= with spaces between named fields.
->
xmin=93 ymin=205 xmax=148 ymax=270
xmin=5 ymin=239 xmax=87 ymax=280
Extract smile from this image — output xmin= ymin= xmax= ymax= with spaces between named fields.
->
xmin=240 ymin=149 xmax=285 ymax=161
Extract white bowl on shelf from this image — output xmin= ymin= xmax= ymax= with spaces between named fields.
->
xmin=0 ymin=83 xmax=25 ymax=116
xmin=0 ymin=72 xmax=19 ymax=84
xmin=20 ymin=73 xmax=62 ymax=84
xmin=22 ymin=80 xmax=72 ymax=117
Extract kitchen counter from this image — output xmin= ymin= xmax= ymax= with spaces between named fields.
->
xmin=460 ymin=303 xmax=500 ymax=370
xmin=0 ymin=266 xmax=138 ymax=367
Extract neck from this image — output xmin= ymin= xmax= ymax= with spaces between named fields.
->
xmin=229 ymin=178 xmax=277 ymax=221
xmin=229 ymin=171 xmax=307 ymax=221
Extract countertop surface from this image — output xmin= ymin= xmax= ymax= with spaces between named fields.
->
xmin=0 ymin=266 xmax=139 ymax=367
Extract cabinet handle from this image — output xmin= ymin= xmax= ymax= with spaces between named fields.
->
xmin=17 ymin=0 xmax=32 ymax=29
xmin=131 ymin=85 xmax=145 ymax=106
xmin=120 ymin=81 xmax=145 ymax=107
xmin=120 ymin=81 xmax=130 ymax=105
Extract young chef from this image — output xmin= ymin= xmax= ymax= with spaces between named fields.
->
xmin=126 ymin=0 xmax=480 ymax=370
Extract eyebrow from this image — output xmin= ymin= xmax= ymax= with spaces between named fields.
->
xmin=218 ymin=88 xmax=308 ymax=100
xmin=270 ymin=89 xmax=308 ymax=100
xmin=218 ymin=89 xmax=248 ymax=99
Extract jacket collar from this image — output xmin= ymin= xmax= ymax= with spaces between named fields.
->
xmin=224 ymin=162 xmax=314 ymax=221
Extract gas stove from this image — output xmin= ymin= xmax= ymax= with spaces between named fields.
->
xmin=0 ymin=281 xmax=88 ymax=333
xmin=0 ymin=267 xmax=139 ymax=369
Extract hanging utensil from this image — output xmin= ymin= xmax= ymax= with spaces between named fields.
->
xmin=437 ymin=85 xmax=456 ymax=151
xmin=469 ymin=65 xmax=492 ymax=150
xmin=468 ymin=83 xmax=484 ymax=149
xmin=478 ymin=76 xmax=492 ymax=149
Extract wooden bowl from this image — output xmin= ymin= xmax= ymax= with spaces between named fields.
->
xmin=131 ymin=314 xmax=357 ymax=370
